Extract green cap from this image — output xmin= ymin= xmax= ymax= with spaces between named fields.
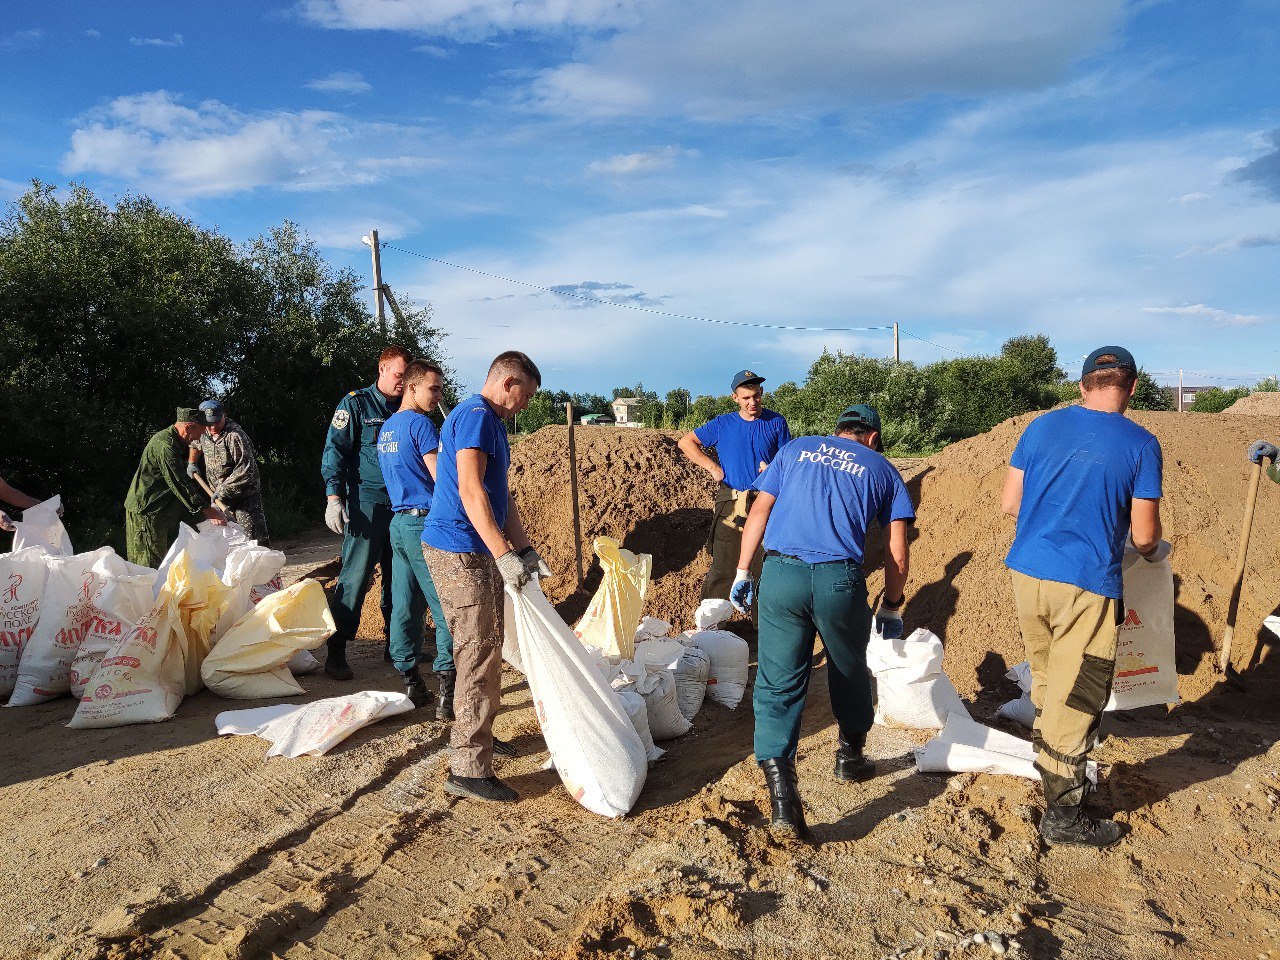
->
xmin=176 ymin=407 xmax=203 ymax=424
xmin=836 ymin=403 xmax=884 ymax=452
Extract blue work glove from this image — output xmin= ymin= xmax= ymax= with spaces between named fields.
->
xmin=874 ymin=598 xmax=904 ymax=639
xmin=730 ymin=569 xmax=755 ymax=613
xmin=186 ymin=462 xmax=201 ymax=480
xmin=1248 ymin=440 xmax=1278 ymax=465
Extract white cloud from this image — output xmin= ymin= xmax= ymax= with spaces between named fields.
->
xmin=305 ymin=70 xmax=372 ymax=94
xmin=129 ymin=34 xmax=183 ymax=47
xmin=1176 ymin=192 xmax=1209 ymax=203
xmin=1 ymin=28 xmax=42 ymax=50
xmin=84 ymin=29 xmax=101 ymax=39
xmin=60 ymin=91 xmax=435 ymax=198
xmin=298 ymin=0 xmax=641 ymax=38
xmin=413 ymin=44 xmax=451 ymax=58
xmin=1142 ymin=304 xmax=1264 ymax=326
xmin=586 ymin=146 xmax=690 ymax=176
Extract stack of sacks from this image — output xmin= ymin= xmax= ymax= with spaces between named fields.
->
xmin=867 ymin=627 xmax=968 ymax=729
xmin=680 ymin=599 xmax=749 ymax=710
xmin=0 ymin=546 xmax=50 ymax=700
xmin=618 ymin=641 xmax=692 ymax=741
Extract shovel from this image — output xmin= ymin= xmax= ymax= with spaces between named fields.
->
xmin=191 ymin=471 xmax=230 ymax=515
xmin=1219 ymin=461 xmax=1263 ymax=674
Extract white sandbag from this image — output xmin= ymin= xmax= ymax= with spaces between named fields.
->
xmin=212 ymin=543 xmax=288 ymax=643
xmin=8 ymin=547 xmax=114 ymax=706
xmin=501 ymin=589 xmax=524 ymax=673
xmin=685 ymin=628 xmax=750 ymax=710
xmin=633 ymin=638 xmax=685 ymax=672
xmin=69 ymin=553 xmax=156 ymax=698
xmin=201 ymin=580 xmax=336 ymax=699
xmin=868 ymin=627 xmax=969 ymax=729
xmin=915 ymin=712 xmax=1096 ymax=784
xmin=1109 ymin=550 xmax=1179 ymax=710
xmin=635 ymin=616 xmax=672 ymax=641
xmin=11 ymin=496 xmax=72 ymax=556
xmin=215 ymin=690 xmax=415 ymax=757
xmin=154 ymin=521 xmax=249 ymax=593
xmin=630 ymin=667 xmax=692 ymax=740
xmin=617 ymin=690 xmax=664 ymax=764
xmin=509 ymin=582 xmax=647 ymax=818
xmin=287 ymin=649 xmax=322 ymax=675
xmin=996 ymin=694 xmax=1036 ymax=729
xmin=0 ymin=546 xmax=48 ymax=700
xmin=694 ymin=598 xmax=734 ymax=630
xmin=673 ymin=641 xmax=711 ymax=720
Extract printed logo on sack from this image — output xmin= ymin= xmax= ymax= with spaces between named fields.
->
xmin=1123 ymin=609 xmax=1143 ymax=628
xmin=331 ymin=409 xmax=350 ymax=430
xmin=4 ymin=573 xmax=21 ymax=604
xmin=95 ymin=684 xmax=113 ymax=700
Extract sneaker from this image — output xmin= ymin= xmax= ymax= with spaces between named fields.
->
xmin=444 ymin=774 xmax=519 ymax=803
xmin=1038 ymin=805 xmax=1123 ymax=848
xmin=493 ymin=737 xmax=517 ymax=758
xmin=324 ymin=653 xmax=354 ymax=681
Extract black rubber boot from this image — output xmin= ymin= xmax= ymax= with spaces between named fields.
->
xmin=760 ymin=758 xmax=808 ymax=839
xmin=382 ymin=635 xmax=392 ymax=663
xmin=834 ymin=733 xmax=876 ymax=782
xmin=435 ymin=669 xmax=456 ymax=721
xmin=1038 ymin=805 xmax=1123 ymax=848
xmin=324 ymin=641 xmax=354 ymax=681
xmin=444 ymin=774 xmax=519 ymax=803
xmin=401 ymin=667 xmax=434 ymax=709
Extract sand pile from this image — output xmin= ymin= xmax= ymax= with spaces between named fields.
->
xmin=885 ymin=411 xmax=1280 ymax=701
xmin=1225 ymin=391 xmax=1280 ymax=417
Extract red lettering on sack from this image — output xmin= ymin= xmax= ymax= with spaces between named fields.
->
xmin=95 ymin=684 xmax=113 ymax=700
xmin=101 ymin=656 xmax=141 ymax=669
xmin=1123 ymin=609 xmax=1142 ymax=628
xmin=4 ymin=573 xmax=21 ymax=604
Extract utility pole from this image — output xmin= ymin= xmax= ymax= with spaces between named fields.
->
xmin=1178 ymin=368 xmax=1184 ymax=413
xmin=893 ymin=321 xmax=900 ymax=362
xmin=365 ymin=228 xmax=386 ymax=336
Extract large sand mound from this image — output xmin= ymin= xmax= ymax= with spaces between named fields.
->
xmin=1226 ymin=390 xmax=1280 ymax=416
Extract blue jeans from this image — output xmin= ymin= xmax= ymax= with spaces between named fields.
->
xmin=753 ymin=554 xmax=875 ymax=762
xmin=388 ymin=512 xmax=455 ymax=673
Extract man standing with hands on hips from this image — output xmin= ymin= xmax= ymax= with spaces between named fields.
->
xmin=678 ymin=370 xmax=791 ymax=610
xmin=376 ymin=359 xmax=456 ymax=715
xmin=731 ymin=403 xmax=914 ymax=839
xmin=423 ymin=351 xmax=551 ymax=804
xmin=1002 ymin=346 xmax=1167 ymax=848
xmin=321 ymin=346 xmax=410 ymax=680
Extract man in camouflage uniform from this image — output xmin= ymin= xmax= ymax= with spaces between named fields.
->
xmin=125 ymin=408 xmax=226 ymax=568
xmin=189 ymin=400 xmax=270 ymax=545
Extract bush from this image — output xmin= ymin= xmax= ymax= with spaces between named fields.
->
xmin=1190 ymin=386 xmax=1249 ymax=413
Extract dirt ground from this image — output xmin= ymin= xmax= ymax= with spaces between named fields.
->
xmin=3 ymin=415 xmax=1280 ymax=960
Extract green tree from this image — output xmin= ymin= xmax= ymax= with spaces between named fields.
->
xmin=1129 ymin=369 xmax=1173 ymax=411
xmin=1255 ymin=376 xmax=1279 ymax=392
xmin=1190 ymin=386 xmax=1249 ymax=413
xmin=516 ymin=390 xmax=558 ymax=433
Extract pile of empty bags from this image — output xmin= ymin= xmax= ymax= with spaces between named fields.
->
xmin=1 ymin=499 xmax=335 ymax=728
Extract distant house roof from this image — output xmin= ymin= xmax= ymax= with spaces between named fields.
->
xmin=613 ymin=397 xmax=641 ymax=405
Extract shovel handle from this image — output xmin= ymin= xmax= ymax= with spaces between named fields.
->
xmin=1220 ymin=461 xmax=1263 ymax=672
xmin=191 ymin=471 xmax=230 ymax=514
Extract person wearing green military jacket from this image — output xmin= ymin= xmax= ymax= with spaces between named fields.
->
xmin=124 ymin=408 xmax=227 ymax=568
xmin=321 ymin=346 xmax=409 ymax=680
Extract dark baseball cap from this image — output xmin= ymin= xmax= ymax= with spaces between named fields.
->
xmin=199 ymin=399 xmax=225 ymax=425
xmin=731 ymin=369 xmax=765 ymax=391
xmin=1081 ymin=346 xmax=1137 ymax=379
xmin=836 ymin=403 xmax=884 ymax=452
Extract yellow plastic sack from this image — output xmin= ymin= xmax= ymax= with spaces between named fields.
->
xmin=574 ymin=537 xmax=652 ymax=661
xmin=201 ymin=579 xmax=335 ymax=699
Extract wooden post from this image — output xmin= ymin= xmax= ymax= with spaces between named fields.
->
xmin=1220 ymin=462 xmax=1263 ymax=673
xmin=893 ymin=321 xmax=900 ymax=362
xmin=368 ymin=228 xmax=386 ymax=336
xmin=1177 ymin=369 xmax=1183 ymax=412
xmin=566 ymin=402 xmax=584 ymax=589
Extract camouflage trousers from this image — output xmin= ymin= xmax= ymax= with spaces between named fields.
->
xmin=224 ymin=499 xmax=270 ymax=546
xmin=423 ymin=545 xmax=503 ymax=778
xmin=125 ymin=508 xmax=182 ymax=570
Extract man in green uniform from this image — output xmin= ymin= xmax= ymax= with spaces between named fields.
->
xmin=321 ymin=346 xmax=409 ymax=680
xmin=124 ymin=408 xmax=226 ymax=568
xmin=188 ymin=399 xmax=270 ymax=545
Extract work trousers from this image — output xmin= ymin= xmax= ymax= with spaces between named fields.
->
xmin=701 ymin=485 xmax=764 ymax=618
xmin=125 ymin=507 xmax=184 ymax=570
xmin=423 ymin=545 xmax=503 ymax=779
xmin=1010 ymin=570 xmax=1119 ymax=808
xmin=224 ymin=498 xmax=270 ymax=547
xmin=388 ymin=513 xmax=454 ymax=674
xmin=328 ymin=498 xmax=394 ymax=653
xmin=753 ymin=554 xmax=875 ymax=763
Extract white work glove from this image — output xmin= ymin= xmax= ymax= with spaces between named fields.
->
xmin=730 ymin=569 xmax=755 ymax=613
xmin=0 ymin=510 xmax=13 ymax=532
xmin=518 ymin=546 xmax=552 ymax=580
xmin=325 ymin=498 xmax=349 ymax=535
xmin=497 ymin=551 xmax=531 ymax=591
xmin=1137 ymin=538 xmax=1172 ymax=563
xmin=874 ymin=598 xmax=904 ymax=639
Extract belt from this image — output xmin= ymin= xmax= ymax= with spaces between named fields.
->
xmin=764 ymin=549 xmax=860 ymax=567
xmin=396 ymin=508 xmax=429 ymax=517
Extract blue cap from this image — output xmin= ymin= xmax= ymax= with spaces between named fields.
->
xmin=731 ymin=369 xmax=765 ymax=391
xmin=198 ymin=399 xmax=225 ymax=426
xmin=836 ymin=403 xmax=884 ymax=452
xmin=1081 ymin=346 xmax=1136 ymax=379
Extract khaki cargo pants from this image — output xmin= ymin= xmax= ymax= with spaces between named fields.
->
xmin=701 ymin=484 xmax=764 ymax=620
xmin=1010 ymin=571 xmax=1120 ymax=808
xmin=423 ymin=545 xmax=504 ymax=779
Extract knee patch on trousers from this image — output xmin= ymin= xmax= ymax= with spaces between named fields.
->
xmin=1065 ymin=654 xmax=1114 ymax=715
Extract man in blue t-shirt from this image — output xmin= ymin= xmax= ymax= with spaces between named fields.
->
xmin=376 ymin=359 xmax=457 ymax=717
xmin=730 ymin=403 xmax=915 ymax=839
xmin=422 ymin=350 xmax=550 ymax=804
xmin=1002 ymin=346 xmax=1168 ymax=849
xmin=678 ymin=369 xmax=791 ymax=612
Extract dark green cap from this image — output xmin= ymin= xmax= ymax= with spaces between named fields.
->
xmin=176 ymin=407 xmax=203 ymax=424
xmin=836 ymin=403 xmax=884 ymax=452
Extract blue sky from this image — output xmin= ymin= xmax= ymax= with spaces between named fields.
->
xmin=2 ymin=0 xmax=1278 ymax=396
